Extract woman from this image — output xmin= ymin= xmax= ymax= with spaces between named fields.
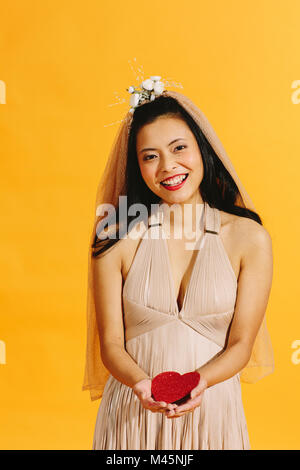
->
xmin=82 ymin=79 xmax=275 ymax=450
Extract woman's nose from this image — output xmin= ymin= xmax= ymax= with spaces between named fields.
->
xmin=159 ymin=155 xmax=177 ymax=172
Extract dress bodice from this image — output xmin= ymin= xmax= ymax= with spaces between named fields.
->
xmin=122 ymin=201 xmax=237 ymax=350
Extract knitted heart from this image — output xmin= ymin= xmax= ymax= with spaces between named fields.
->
xmin=151 ymin=371 xmax=200 ymax=404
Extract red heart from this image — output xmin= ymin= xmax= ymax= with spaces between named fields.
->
xmin=151 ymin=371 xmax=200 ymax=404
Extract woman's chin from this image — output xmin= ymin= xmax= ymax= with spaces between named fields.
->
xmin=158 ymin=191 xmax=194 ymax=205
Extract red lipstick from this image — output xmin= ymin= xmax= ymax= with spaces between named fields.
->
xmin=160 ymin=173 xmax=189 ymax=191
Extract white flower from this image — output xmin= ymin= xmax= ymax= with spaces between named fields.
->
xmin=130 ymin=92 xmax=140 ymax=108
xmin=126 ymin=75 xmax=165 ymax=111
xmin=141 ymin=78 xmax=154 ymax=91
xmin=153 ymin=80 xmax=164 ymax=95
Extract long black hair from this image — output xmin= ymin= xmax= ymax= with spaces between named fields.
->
xmin=92 ymin=95 xmax=262 ymax=257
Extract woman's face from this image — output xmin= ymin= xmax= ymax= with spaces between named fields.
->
xmin=136 ymin=116 xmax=204 ymax=206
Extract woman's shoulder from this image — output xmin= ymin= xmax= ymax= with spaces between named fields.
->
xmin=110 ymin=220 xmax=148 ymax=274
xmin=219 ymin=208 xmax=272 ymax=253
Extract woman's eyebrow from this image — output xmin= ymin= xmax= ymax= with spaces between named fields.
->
xmin=139 ymin=138 xmax=187 ymax=154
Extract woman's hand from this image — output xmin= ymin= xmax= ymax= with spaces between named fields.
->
xmin=132 ymin=378 xmax=178 ymax=414
xmin=164 ymin=375 xmax=208 ymax=419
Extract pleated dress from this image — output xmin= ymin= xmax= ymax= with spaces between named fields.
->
xmin=92 ymin=201 xmax=251 ymax=450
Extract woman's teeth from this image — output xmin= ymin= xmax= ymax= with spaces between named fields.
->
xmin=161 ymin=174 xmax=188 ymax=186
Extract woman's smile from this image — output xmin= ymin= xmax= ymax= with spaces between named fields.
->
xmin=160 ymin=173 xmax=189 ymax=190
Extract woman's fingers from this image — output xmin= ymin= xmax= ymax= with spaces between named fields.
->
xmin=164 ymin=395 xmax=203 ymax=418
xmin=143 ymin=397 xmax=178 ymax=413
xmin=165 ymin=408 xmax=189 ymax=418
xmin=145 ymin=398 xmax=168 ymax=412
xmin=158 ymin=401 xmax=178 ymax=410
xmin=176 ymin=395 xmax=202 ymax=413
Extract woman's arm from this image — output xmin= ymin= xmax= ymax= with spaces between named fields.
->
xmin=195 ymin=219 xmax=273 ymax=388
xmin=93 ymin=240 xmax=150 ymax=389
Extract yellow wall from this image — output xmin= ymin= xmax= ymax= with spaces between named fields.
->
xmin=0 ymin=0 xmax=299 ymax=450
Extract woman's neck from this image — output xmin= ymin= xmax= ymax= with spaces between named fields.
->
xmin=159 ymin=193 xmax=205 ymax=239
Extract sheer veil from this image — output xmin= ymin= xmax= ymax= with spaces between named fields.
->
xmin=82 ymin=89 xmax=275 ymax=401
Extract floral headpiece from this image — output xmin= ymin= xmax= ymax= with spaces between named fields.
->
xmin=126 ymin=75 xmax=165 ymax=113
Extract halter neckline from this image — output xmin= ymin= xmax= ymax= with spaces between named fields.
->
xmin=148 ymin=201 xmax=219 ymax=235
xmin=147 ymin=201 xmax=217 ymax=314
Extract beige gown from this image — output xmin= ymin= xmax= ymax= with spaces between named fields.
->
xmin=92 ymin=201 xmax=251 ymax=450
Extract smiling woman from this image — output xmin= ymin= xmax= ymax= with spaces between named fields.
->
xmin=82 ymin=84 xmax=275 ymax=450
xmin=136 ymin=116 xmax=204 ymax=202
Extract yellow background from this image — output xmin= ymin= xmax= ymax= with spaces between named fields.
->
xmin=1 ymin=0 xmax=299 ymax=450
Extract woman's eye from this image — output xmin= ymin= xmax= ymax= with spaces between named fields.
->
xmin=175 ymin=145 xmax=186 ymax=151
xmin=143 ymin=145 xmax=186 ymax=161
xmin=144 ymin=154 xmax=157 ymax=161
